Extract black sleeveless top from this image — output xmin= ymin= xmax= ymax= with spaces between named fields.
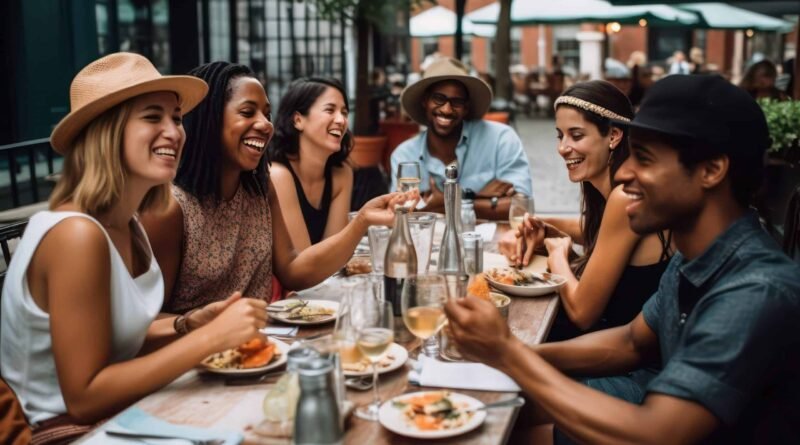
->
xmin=547 ymin=238 xmax=672 ymax=342
xmin=283 ymin=161 xmax=333 ymax=245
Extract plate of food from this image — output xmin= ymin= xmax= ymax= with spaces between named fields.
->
xmin=378 ymin=391 xmax=486 ymax=439
xmin=484 ymin=268 xmax=566 ymax=297
xmin=341 ymin=342 xmax=408 ymax=377
xmin=267 ymin=299 xmax=339 ymax=325
xmin=200 ymin=337 xmax=289 ymax=376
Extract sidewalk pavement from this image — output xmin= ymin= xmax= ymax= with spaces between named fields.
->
xmin=515 ymin=116 xmax=581 ymax=216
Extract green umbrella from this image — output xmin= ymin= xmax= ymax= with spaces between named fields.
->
xmin=468 ymin=0 xmax=701 ymax=27
xmin=676 ymin=3 xmax=795 ymax=31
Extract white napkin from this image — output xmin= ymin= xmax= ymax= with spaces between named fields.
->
xmin=474 ymin=223 xmax=497 ymax=243
xmin=262 ymin=326 xmax=299 ymax=337
xmin=407 ymin=355 xmax=520 ymax=392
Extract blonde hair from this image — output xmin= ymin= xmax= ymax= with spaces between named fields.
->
xmin=49 ymin=101 xmax=170 ymax=215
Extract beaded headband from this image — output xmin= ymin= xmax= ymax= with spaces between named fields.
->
xmin=554 ymin=96 xmax=631 ymax=122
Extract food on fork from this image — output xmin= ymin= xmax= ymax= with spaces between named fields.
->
xmin=203 ymin=338 xmax=278 ymax=369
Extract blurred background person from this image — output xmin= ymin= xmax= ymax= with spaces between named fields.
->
xmin=740 ymin=60 xmax=789 ymax=100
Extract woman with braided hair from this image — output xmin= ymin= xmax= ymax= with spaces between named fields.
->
xmin=142 ymin=62 xmax=411 ymax=317
xmin=509 ymin=80 xmax=671 ymax=342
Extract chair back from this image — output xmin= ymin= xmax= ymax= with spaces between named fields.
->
xmin=784 ymin=186 xmax=800 ymax=262
xmin=0 ymin=220 xmax=28 ymax=286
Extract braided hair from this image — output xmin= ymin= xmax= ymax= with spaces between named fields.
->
xmin=176 ymin=62 xmax=269 ymax=201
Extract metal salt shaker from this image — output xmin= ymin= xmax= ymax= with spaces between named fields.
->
xmin=462 ymin=231 xmax=484 ymax=275
xmin=294 ymin=358 xmax=343 ymax=445
xmin=460 ymin=198 xmax=477 ymax=233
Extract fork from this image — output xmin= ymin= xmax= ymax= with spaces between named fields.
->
xmin=105 ymin=429 xmax=223 ymax=444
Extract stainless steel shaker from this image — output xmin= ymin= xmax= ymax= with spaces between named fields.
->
xmin=294 ymin=358 xmax=343 ymax=445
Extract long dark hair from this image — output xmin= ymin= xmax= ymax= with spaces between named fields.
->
xmin=175 ymin=62 xmax=269 ymax=201
xmin=556 ymin=81 xmax=634 ymax=276
xmin=268 ymin=77 xmax=353 ymax=168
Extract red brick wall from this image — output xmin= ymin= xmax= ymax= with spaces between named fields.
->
xmin=705 ymin=29 xmax=734 ymax=74
xmin=608 ymin=26 xmax=647 ymax=65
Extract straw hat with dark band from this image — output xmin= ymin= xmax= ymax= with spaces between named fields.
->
xmin=50 ymin=52 xmax=209 ymax=154
xmin=400 ymin=57 xmax=492 ymax=126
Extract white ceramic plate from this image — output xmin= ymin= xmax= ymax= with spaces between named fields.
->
xmin=342 ymin=342 xmax=408 ymax=377
xmin=199 ymin=337 xmax=289 ymax=376
xmin=378 ymin=391 xmax=487 ymax=439
xmin=485 ymin=269 xmax=566 ymax=297
xmin=268 ymin=299 xmax=339 ymax=325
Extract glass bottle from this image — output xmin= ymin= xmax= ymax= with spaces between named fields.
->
xmin=383 ymin=205 xmax=417 ymax=342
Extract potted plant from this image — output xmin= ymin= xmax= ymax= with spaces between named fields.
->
xmin=757 ymin=99 xmax=800 ymax=237
xmin=760 ymin=99 xmax=800 ymax=166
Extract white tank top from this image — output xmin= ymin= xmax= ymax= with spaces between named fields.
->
xmin=0 ymin=211 xmax=163 ymax=425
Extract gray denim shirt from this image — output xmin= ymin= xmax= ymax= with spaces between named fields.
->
xmin=643 ymin=212 xmax=800 ymax=444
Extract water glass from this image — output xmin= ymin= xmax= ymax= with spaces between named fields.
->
xmin=401 ymin=274 xmax=448 ymax=359
xmin=509 ymin=193 xmax=535 ymax=232
xmin=462 ymin=231 xmax=484 ymax=275
xmin=367 ymin=225 xmax=391 ymax=274
xmin=397 ymin=161 xmax=421 ymax=208
xmin=407 ymin=212 xmax=437 ymax=273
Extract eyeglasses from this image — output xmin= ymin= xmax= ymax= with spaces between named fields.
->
xmin=427 ymin=92 xmax=468 ymax=110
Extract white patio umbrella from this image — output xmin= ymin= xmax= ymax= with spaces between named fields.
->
xmin=467 ymin=0 xmax=700 ymax=26
xmin=677 ymin=3 xmax=795 ymax=32
xmin=411 ymin=6 xmax=496 ymax=38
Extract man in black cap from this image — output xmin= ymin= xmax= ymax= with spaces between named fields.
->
xmin=445 ymin=74 xmax=800 ymax=444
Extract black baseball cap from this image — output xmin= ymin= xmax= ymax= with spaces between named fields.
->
xmin=613 ymin=74 xmax=770 ymax=159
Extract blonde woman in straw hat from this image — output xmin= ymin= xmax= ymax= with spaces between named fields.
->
xmin=390 ymin=57 xmax=532 ymax=220
xmin=0 ymin=53 xmax=270 ymax=441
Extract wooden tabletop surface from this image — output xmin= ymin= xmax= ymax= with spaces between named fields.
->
xmin=79 ymin=223 xmax=560 ymax=445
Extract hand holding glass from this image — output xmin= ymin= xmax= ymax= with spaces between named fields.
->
xmin=397 ymin=162 xmax=421 ymax=208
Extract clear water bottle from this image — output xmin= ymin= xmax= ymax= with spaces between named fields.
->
xmin=294 ymin=358 xmax=343 ymax=445
xmin=460 ymin=198 xmax=476 ymax=233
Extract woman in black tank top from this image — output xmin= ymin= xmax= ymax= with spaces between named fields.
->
xmin=268 ymin=78 xmax=354 ymax=249
xmin=508 ymin=81 xmax=672 ymax=342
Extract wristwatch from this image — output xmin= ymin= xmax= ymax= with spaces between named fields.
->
xmin=490 ymin=196 xmax=499 ymax=209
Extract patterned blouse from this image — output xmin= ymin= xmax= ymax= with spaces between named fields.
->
xmin=166 ymin=184 xmax=273 ymax=313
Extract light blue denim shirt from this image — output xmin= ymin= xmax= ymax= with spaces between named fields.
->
xmin=389 ymin=119 xmax=533 ymax=197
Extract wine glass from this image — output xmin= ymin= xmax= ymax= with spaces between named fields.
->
xmin=509 ymin=193 xmax=535 ymax=232
xmin=401 ymin=274 xmax=448 ymax=358
xmin=354 ymin=299 xmax=394 ymax=421
xmin=397 ymin=161 xmax=421 ymax=208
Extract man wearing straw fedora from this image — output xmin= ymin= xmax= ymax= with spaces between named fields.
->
xmin=390 ymin=57 xmax=532 ymax=220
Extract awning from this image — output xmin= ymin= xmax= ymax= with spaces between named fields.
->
xmin=410 ymin=6 xmax=496 ymax=38
xmin=467 ymin=0 xmax=701 ymax=27
xmin=677 ymin=3 xmax=795 ymax=31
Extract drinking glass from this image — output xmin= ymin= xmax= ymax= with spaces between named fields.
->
xmin=509 ymin=193 xmax=535 ymax=232
xmin=354 ymin=299 xmax=394 ymax=421
xmin=407 ymin=212 xmax=437 ymax=273
xmin=397 ymin=161 xmax=421 ymax=208
xmin=401 ymin=274 xmax=448 ymax=358
xmin=367 ymin=225 xmax=391 ymax=275
xmin=334 ymin=278 xmax=372 ymax=370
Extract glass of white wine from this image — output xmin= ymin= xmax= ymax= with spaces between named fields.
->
xmin=397 ymin=161 xmax=422 ymax=208
xmin=509 ymin=193 xmax=535 ymax=232
xmin=354 ymin=299 xmax=394 ymax=421
xmin=401 ymin=274 xmax=448 ymax=358
xmin=334 ymin=278 xmax=371 ymax=369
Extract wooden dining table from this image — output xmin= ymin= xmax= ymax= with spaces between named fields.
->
xmin=79 ymin=223 xmax=560 ymax=445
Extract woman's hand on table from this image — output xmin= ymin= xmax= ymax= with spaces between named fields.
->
xmin=199 ymin=292 xmax=268 ymax=351
xmin=355 ymin=190 xmax=419 ymax=227
xmin=444 ymin=296 xmax=515 ymax=370
xmin=515 ymin=213 xmax=547 ymax=267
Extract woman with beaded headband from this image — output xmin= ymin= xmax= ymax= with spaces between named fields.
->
xmin=508 ymin=80 xmax=671 ymax=342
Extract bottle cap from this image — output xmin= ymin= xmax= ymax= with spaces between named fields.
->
xmin=445 ymin=162 xmax=459 ymax=180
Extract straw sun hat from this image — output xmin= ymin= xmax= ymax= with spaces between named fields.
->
xmin=400 ymin=57 xmax=492 ymax=126
xmin=50 ymin=52 xmax=209 ymax=154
